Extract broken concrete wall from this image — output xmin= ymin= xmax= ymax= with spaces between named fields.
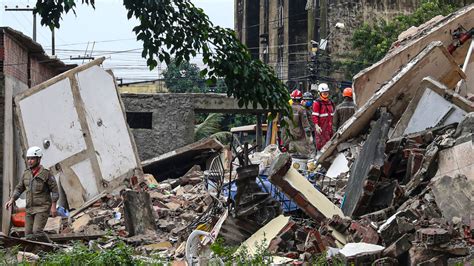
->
xmin=431 ymin=174 xmax=471 ymax=223
xmin=434 ymin=138 xmax=474 ymax=181
xmin=2 ymin=74 xmax=29 ymax=234
xmin=121 ymin=93 xmax=268 ymax=161
xmin=392 ymin=78 xmax=474 ymax=138
xmin=319 ymin=42 xmax=465 ymax=165
xmin=352 ymin=5 xmax=474 ymax=106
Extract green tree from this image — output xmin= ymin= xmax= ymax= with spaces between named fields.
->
xmin=338 ymin=0 xmax=458 ymax=79
xmin=162 ymin=59 xmax=206 ymax=93
xmin=34 ymin=0 xmax=291 ymax=121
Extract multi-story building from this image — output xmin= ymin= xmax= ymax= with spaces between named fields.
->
xmin=234 ymin=0 xmax=470 ymax=91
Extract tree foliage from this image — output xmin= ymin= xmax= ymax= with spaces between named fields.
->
xmin=162 ymin=59 xmax=206 ymax=93
xmin=33 ymin=0 xmax=291 ymax=120
xmin=338 ymin=0 xmax=458 ymax=79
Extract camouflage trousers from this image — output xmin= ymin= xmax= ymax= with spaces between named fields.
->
xmin=25 ymin=211 xmax=49 ymax=236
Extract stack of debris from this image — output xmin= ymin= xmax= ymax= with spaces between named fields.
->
xmin=2 ymin=5 xmax=473 ymax=266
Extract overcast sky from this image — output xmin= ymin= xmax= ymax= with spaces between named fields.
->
xmin=0 ymin=0 xmax=234 ymax=82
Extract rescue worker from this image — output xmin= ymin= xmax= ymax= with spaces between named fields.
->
xmin=5 ymin=146 xmax=59 ymax=239
xmin=312 ymin=83 xmax=335 ymax=150
xmin=333 ymin=87 xmax=357 ymax=132
xmin=302 ymin=92 xmax=316 ymax=145
xmin=282 ymin=89 xmax=313 ymax=156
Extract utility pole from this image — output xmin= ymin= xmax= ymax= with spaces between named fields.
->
xmin=4 ymin=6 xmax=36 ymax=41
xmin=51 ymin=28 xmax=55 ymax=55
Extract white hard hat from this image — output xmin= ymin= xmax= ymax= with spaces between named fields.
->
xmin=26 ymin=146 xmax=43 ymax=158
xmin=318 ymin=83 xmax=330 ymax=93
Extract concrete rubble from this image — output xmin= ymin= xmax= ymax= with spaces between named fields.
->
xmin=1 ymin=5 xmax=474 ymax=265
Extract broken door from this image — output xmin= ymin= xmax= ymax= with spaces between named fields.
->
xmin=14 ymin=58 xmax=142 ymax=209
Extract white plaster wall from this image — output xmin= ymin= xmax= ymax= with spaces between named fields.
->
xmin=76 ymin=66 xmax=138 ymax=181
xmin=18 ymin=78 xmax=87 ymax=168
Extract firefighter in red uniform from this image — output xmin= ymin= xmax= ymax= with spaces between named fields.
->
xmin=312 ymin=83 xmax=335 ymax=150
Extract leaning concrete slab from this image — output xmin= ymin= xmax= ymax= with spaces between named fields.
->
xmin=141 ymin=137 xmax=224 ymax=181
xmin=268 ymin=153 xmax=344 ymax=222
xmin=391 ymin=77 xmax=474 ymax=138
xmin=14 ymin=58 xmax=142 ymax=209
xmin=318 ymin=42 xmax=465 ymax=165
xmin=342 ymin=110 xmax=392 ymax=217
xmin=353 ymin=5 xmax=474 ymax=106
xmin=236 ymin=215 xmax=290 ymax=256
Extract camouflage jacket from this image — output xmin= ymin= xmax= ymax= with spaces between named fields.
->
xmin=12 ymin=166 xmax=59 ymax=214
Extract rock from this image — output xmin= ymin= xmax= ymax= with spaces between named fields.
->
xmin=143 ymin=241 xmax=173 ymax=251
xmin=17 ymin=252 xmax=39 ymax=263
xmin=72 ymin=214 xmax=91 ymax=232
xmin=165 ymin=202 xmax=181 ymax=211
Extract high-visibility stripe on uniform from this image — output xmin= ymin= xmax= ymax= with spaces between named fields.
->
xmin=312 ymin=112 xmax=320 ymax=116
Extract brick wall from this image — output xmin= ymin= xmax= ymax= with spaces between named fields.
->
xmin=0 ymin=73 xmax=4 ymax=189
xmin=2 ymin=33 xmax=28 ymax=84
xmin=30 ymin=57 xmax=61 ymax=87
xmin=1 ymin=31 xmax=63 ymax=87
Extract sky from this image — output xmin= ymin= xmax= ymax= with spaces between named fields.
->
xmin=0 ymin=0 xmax=234 ymax=83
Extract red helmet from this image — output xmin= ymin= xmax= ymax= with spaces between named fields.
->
xmin=343 ymin=87 xmax=353 ymax=97
xmin=290 ymin=89 xmax=303 ymax=100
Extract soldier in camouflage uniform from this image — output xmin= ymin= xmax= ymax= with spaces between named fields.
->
xmin=5 ymin=146 xmax=59 ymax=238
xmin=282 ymin=89 xmax=314 ymax=157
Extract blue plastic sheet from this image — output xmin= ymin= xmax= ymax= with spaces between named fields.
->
xmin=221 ymin=175 xmax=299 ymax=213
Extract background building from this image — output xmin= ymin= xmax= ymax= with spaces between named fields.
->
xmin=234 ymin=0 xmax=470 ymax=91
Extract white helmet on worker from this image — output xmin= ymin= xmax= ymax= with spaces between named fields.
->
xmin=318 ymin=83 xmax=330 ymax=93
xmin=26 ymin=146 xmax=43 ymax=158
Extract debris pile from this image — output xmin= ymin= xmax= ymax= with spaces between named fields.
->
xmin=2 ymin=4 xmax=473 ymax=265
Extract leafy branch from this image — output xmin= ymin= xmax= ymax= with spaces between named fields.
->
xmin=33 ymin=0 xmax=291 ymax=120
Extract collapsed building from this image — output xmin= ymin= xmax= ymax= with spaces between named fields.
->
xmin=0 ymin=4 xmax=473 ymax=266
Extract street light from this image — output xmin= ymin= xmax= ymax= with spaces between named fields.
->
xmin=308 ymin=22 xmax=345 ymax=86
xmin=317 ymin=22 xmax=345 ymax=51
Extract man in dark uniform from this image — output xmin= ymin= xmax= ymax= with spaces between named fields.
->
xmin=5 ymin=146 xmax=59 ymax=239
xmin=333 ymin=87 xmax=357 ymax=132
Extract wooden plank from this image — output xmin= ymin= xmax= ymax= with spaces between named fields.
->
xmin=48 ymin=232 xmax=105 ymax=242
xmin=318 ymin=42 xmax=465 ymax=165
xmin=353 ymin=5 xmax=474 ymax=107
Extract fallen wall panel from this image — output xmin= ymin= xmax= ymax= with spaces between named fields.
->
xmin=14 ymin=58 xmax=142 ymax=209
xmin=392 ymin=77 xmax=474 ymax=138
